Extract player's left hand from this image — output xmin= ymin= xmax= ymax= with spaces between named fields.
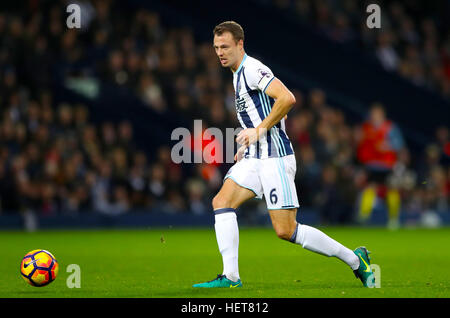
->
xmin=234 ymin=145 xmax=247 ymax=162
xmin=236 ymin=128 xmax=259 ymax=147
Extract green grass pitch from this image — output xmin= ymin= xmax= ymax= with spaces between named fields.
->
xmin=1 ymin=226 xmax=450 ymax=298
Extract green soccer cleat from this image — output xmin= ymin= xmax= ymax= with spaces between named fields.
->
xmin=192 ymin=274 xmax=243 ymax=288
xmin=353 ymin=246 xmax=376 ymax=288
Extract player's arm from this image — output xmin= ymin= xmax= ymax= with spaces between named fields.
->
xmin=236 ymin=78 xmax=295 ymax=147
xmin=256 ymin=78 xmax=295 ymax=132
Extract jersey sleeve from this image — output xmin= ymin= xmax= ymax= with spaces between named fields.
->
xmin=244 ymin=62 xmax=275 ymax=93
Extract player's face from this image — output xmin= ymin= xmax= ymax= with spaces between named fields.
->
xmin=213 ymin=32 xmax=243 ymax=70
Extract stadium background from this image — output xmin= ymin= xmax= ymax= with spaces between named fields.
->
xmin=0 ymin=0 xmax=449 ymax=230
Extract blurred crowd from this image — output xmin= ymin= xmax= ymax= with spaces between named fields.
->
xmin=0 ymin=0 xmax=449 ymax=223
xmin=287 ymin=92 xmax=449 ymax=224
xmin=0 ymin=0 xmax=234 ymax=217
xmin=267 ymin=0 xmax=450 ymax=99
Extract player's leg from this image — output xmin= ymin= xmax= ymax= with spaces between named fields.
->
xmin=268 ymin=208 xmax=298 ymax=241
xmin=193 ymin=158 xmax=263 ymax=288
xmin=212 ymin=177 xmax=256 ymax=210
xmin=262 ymin=155 xmax=375 ymax=287
xmin=269 ymin=208 xmax=359 ymax=268
xmin=269 ymin=208 xmax=374 ymax=287
xmin=211 ymin=178 xmax=256 ymax=283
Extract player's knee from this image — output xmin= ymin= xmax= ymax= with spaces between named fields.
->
xmin=212 ymin=194 xmax=232 ymax=210
xmin=274 ymin=228 xmax=293 ymax=241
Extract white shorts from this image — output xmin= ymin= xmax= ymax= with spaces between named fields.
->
xmin=224 ymin=154 xmax=299 ymax=210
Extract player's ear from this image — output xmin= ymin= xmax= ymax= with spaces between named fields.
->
xmin=237 ymin=39 xmax=244 ymax=50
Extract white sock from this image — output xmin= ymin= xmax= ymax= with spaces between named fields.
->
xmin=291 ymin=223 xmax=360 ymax=270
xmin=214 ymin=208 xmax=240 ymax=282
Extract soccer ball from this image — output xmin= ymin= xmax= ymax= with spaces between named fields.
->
xmin=20 ymin=249 xmax=59 ymax=287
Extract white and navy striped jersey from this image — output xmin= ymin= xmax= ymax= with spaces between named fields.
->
xmin=233 ymin=53 xmax=294 ymax=159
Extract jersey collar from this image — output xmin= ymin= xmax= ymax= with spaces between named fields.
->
xmin=233 ymin=53 xmax=247 ymax=74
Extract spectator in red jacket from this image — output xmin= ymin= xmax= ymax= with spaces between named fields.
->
xmin=356 ymin=103 xmax=405 ymax=229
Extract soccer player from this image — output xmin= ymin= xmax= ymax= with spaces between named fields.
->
xmin=193 ymin=21 xmax=375 ymax=288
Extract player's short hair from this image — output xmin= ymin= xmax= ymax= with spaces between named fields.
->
xmin=213 ymin=21 xmax=244 ymax=43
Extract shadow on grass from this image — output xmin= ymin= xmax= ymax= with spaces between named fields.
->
xmin=10 ymin=290 xmax=52 ymax=296
xmin=150 ymin=281 xmax=369 ymax=298
xmin=9 ymin=288 xmax=88 ymax=298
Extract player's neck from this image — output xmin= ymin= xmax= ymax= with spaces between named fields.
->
xmin=231 ymin=52 xmax=247 ymax=73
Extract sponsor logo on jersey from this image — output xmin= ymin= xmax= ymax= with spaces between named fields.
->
xmin=235 ymin=96 xmax=247 ymax=112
